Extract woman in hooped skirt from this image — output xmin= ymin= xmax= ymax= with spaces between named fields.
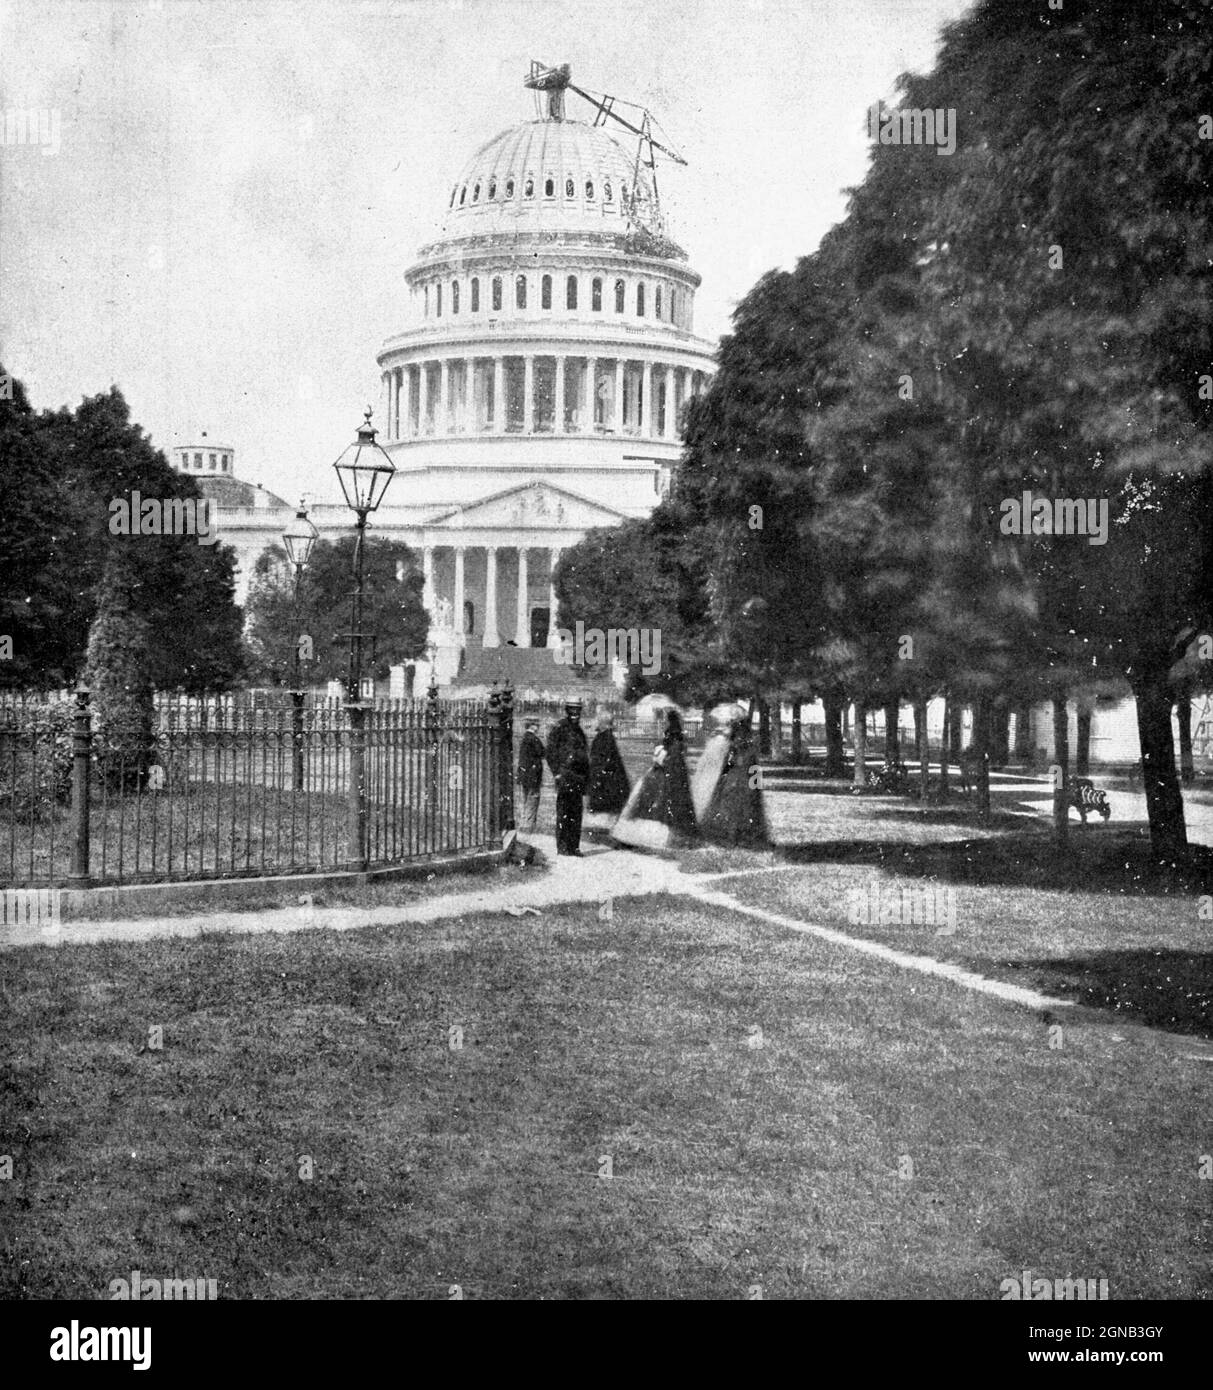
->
xmin=610 ymin=709 xmax=699 ymax=851
xmin=584 ymin=713 xmax=631 ymax=841
xmin=697 ymin=707 xmax=771 ymax=849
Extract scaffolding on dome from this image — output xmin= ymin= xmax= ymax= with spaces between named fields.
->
xmin=524 ymin=60 xmax=685 ymax=238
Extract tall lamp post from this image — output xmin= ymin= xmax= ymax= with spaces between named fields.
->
xmin=282 ymin=500 xmax=319 ymax=791
xmin=332 ymin=408 xmax=396 ymax=869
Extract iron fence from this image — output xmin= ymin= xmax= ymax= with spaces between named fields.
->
xmin=0 ymin=688 xmax=510 ymax=888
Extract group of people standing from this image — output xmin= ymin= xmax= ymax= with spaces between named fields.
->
xmin=516 ymin=700 xmax=769 ymax=857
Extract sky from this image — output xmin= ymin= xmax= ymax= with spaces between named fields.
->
xmin=0 ymin=0 xmax=972 ymax=506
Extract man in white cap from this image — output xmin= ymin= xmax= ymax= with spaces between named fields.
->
xmin=516 ymin=716 xmax=545 ymax=837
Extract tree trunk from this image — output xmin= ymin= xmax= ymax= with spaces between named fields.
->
xmin=973 ymin=696 xmax=992 ymax=824
xmin=1076 ymin=707 xmax=1092 ymax=779
xmin=1132 ymin=673 xmax=1187 ymax=862
xmin=948 ymin=702 xmax=963 ymax=761
xmin=884 ymin=699 xmax=900 ymax=764
xmin=1013 ymin=701 xmax=1032 ymax=764
xmin=790 ymin=700 xmax=803 ymax=765
xmin=992 ymin=703 xmax=1010 ymax=768
xmin=915 ymin=696 xmax=930 ymax=803
xmin=938 ymin=696 xmax=951 ymax=798
xmin=757 ymin=695 xmax=771 ymax=757
xmin=1177 ymin=691 xmax=1195 ymax=785
xmin=853 ymin=701 xmax=869 ymax=790
xmin=824 ymin=695 xmax=846 ymax=778
xmin=1052 ymin=696 xmax=1069 ymax=845
xmin=768 ymin=699 xmax=784 ymax=761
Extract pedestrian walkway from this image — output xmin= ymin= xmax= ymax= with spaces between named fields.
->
xmin=0 ymin=830 xmax=1076 ymax=1018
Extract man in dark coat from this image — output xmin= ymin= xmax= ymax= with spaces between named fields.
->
xmin=545 ymin=701 xmax=590 ymax=855
xmin=516 ymin=717 xmax=545 ymax=835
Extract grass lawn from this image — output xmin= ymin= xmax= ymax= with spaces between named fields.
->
xmin=715 ymin=829 xmax=1213 ymax=1037
xmin=2 ymin=891 xmax=1211 ymax=1299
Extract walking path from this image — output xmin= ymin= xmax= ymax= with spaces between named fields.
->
xmin=1 ymin=831 xmax=1075 ymax=1015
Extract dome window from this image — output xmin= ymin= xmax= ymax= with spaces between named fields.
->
xmin=471 ymin=276 xmax=480 ymax=312
xmin=541 ymin=274 xmax=552 ymax=310
xmin=488 ymin=178 xmax=497 ymax=199
xmin=614 ymin=278 xmax=625 ymax=313
xmin=566 ymin=275 xmax=578 ymax=310
xmin=636 ymin=282 xmax=645 ymax=317
xmin=565 ymin=177 xmax=574 ymax=198
xmin=524 ymin=175 xmax=534 ymax=198
xmin=472 ymin=182 xmax=480 ymax=203
xmin=516 ymin=274 xmax=527 ymax=309
xmin=459 ymin=185 xmax=466 ymax=205
xmin=603 ymin=179 xmax=612 ymax=202
xmin=491 ymin=276 xmax=502 ymax=311
xmin=449 ymin=186 xmax=457 ymax=208
xmin=436 ymin=283 xmax=443 ymax=316
xmin=544 ymin=175 xmax=554 ymax=197
xmin=621 ymin=182 xmax=628 ymax=207
xmin=585 ymin=179 xmax=594 ymax=199
xmin=504 ymin=177 xmax=514 ymax=199
xmin=452 ymin=280 xmax=460 ymax=313
xmin=655 ymin=285 xmax=662 ymax=319
xmin=592 ymin=277 xmax=602 ymax=311
xmin=424 ymin=285 xmax=429 ymax=315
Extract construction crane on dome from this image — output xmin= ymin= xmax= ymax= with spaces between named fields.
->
xmin=525 ymin=61 xmax=686 ymax=238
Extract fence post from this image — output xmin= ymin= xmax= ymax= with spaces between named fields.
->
xmin=486 ymin=684 xmax=501 ymax=839
xmin=69 ymin=682 xmax=92 ymax=884
xmin=292 ymin=690 xmax=305 ymax=792
xmin=347 ymin=698 xmax=368 ymax=871
xmin=497 ymin=682 xmax=515 ymax=839
xmin=426 ymin=676 xmax=441 ymax=819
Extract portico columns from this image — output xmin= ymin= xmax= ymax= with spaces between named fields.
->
xmin=554 ymin=357 xmax=565 ymax=433
xmin=546 ymin=547 xmax=563 ymax=648
xmin=515 ymin=546 xmax=530 ymax=644
xmin=583 ymin=356 xmax=596 ymax=431
xmin=453 ymin=547 xmax=466 ymax=644
xmin=422 ymin=546 xmax=436 ymax=616
xmin=483 ymin=546 xmax=500 ymax=648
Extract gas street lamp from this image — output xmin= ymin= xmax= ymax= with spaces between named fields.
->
xmin=331 ymin=408 xmax=396 ymax=869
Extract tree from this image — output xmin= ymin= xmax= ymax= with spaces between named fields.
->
xmin=244 ymin=535 xmax=429 ymax=687
xmin=85 ymin=551 xmax=156 ymax=788
xmin=0 ymin=379 xmax=247 ymax=693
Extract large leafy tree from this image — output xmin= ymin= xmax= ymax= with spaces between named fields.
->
xmin=1 ymin=379 xmax=247 ymax=693
xmin=244 ymin=534 xmax=429 ymax=687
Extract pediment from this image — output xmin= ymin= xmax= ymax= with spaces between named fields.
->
xmin=429 ymin=481 xmax=627 ymax=530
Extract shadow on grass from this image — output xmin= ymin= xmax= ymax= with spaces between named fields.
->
xmin=1001 ymin=949 xmax=1213 ymax=1038
xmin=776 ymin=830 xmax=1213 ymax=897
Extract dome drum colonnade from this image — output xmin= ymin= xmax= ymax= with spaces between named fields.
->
xmin=375 ymin=97 xmax=715 ymax=680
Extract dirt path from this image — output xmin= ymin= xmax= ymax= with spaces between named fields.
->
xmin=1 ymin=832 xmax=1076 ymax=1015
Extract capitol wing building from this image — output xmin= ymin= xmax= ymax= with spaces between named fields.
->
xmin=206 ymin=67 xmax=715 ymax=693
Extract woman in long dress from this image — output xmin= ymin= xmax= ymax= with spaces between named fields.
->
xmin=698 ymin=712 xmax=771 ymax=849
xmin=610 ymin=709 xmax=699 ymax=851
xmin=584 ymin=715 xmax=631 ymax=839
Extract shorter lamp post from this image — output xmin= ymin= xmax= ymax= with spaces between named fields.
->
xmin=332 ymin=409 xmax=396 ymax=870
xmin=282 ymin=500 xmax=319 ymax=791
